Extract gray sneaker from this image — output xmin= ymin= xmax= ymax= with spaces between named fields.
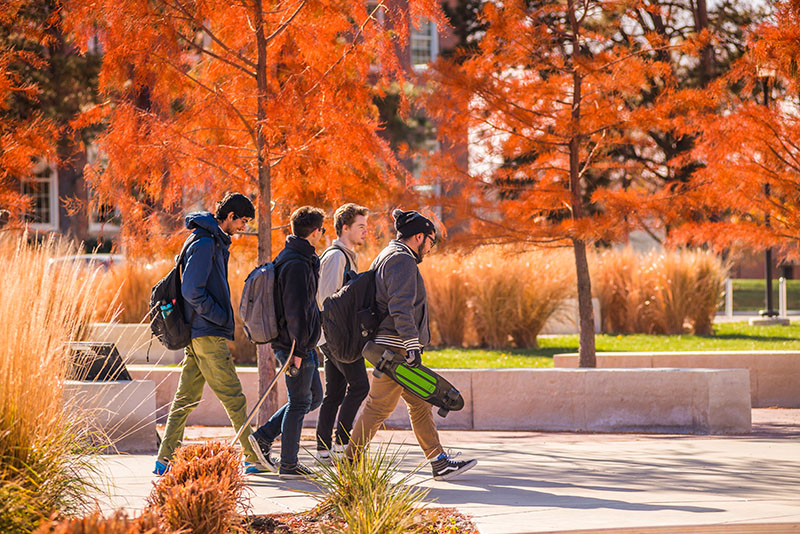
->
xmin=248 ymin=432 xmax=278 ymax=473
xmin=279 ymin=463 xmax=314 ymax=480
xmin=431 ymin=453 xmax=477 ymax=481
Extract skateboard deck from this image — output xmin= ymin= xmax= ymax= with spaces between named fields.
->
xmin=372 ymin=350 xmax=464 ymax=417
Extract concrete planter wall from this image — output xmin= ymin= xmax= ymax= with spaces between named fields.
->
xmin=63 ymin=380 xmax=157 ymax=453
xmin=128 ymin=366 xmax=751 ymax=435
xmin=89 ymin=323 xmax=183 ymax=365
xmin=554 ymin=351 xmax=800 ymax=408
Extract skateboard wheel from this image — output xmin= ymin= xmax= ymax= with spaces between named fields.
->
xmin=372 ymin=368 xmax=384 ymax=378
xmin=438 ymin=407 xmax=449 ymax=418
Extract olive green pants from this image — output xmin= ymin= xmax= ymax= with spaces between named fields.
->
xmin=157 ymin=336 xmax=258 ymax=464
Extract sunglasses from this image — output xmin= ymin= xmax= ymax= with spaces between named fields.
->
xmin=425 ymin=233 xmax=437 ymax=247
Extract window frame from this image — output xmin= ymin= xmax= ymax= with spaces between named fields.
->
xmin=21 ymin=160 xmax=59 ymax=232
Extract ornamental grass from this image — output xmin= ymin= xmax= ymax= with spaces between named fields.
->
xmin=422 ymin=246 xmax=575 ymax=349
xmin=0 ymin=235 xmax=105 ymax=533
xmin=592 ymin=247 xmax=727 ymax=335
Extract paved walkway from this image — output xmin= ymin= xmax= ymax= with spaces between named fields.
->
xmin=97 ymin=409 xmax=800 ymax=534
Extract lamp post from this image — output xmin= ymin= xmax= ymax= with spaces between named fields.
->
xmin=758 ymin=66 xmax=778 ymax=318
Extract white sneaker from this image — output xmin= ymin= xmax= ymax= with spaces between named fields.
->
xmin=317 ymin=444 xmax=346 ymax=463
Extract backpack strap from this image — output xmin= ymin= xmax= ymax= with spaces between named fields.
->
xmin=321 ymin=244 xmax=352 ymax=285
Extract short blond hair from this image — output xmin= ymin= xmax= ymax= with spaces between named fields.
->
xmin=334 ymin=203 xmax=369 ymax=236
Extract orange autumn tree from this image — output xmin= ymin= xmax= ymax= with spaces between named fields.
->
xmin=427 ymin=0 xmax=678 ymax=366
xmin=665 ymin=0 xmax=800 ymax=258
xmin=60 ymin=0 xmax=443 ymax=415
xmin=0 ymin=0 xmax=58 ymax=216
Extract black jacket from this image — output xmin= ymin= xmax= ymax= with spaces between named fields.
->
xmin=273 ymin=235 xmax=321 ymax=356
xmin=181 ymin=212 xmax=234 ymax=340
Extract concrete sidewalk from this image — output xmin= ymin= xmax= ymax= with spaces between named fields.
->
xmin=96 ymin=409 xmax=800 ymax=534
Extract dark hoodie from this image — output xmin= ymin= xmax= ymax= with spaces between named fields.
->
xmin=272 ymin=235 xmax=321 ymax=356
xmin=181 ymin=212 xmax=235 ymax=340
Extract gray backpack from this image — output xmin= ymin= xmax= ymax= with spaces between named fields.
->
xmin=239 ymin=262 xmax=279 ymax=344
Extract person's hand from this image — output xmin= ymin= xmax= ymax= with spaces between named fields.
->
xmin=404 ymin=349 xmax=422 ymax=368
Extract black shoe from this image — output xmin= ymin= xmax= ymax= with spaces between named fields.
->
xmin=279 ymin=463 xmax=314 ymax=480
xmin=431 ymin=453 xmax=477 ymax=481
xmin=248 ymin=432 xmax=278 ymax=473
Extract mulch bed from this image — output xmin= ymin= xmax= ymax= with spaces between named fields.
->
xmin=246 ymin=508 xmax=479 ymax=533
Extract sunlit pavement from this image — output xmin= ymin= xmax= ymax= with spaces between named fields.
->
xmin=96 ymin=409 xmax=800 ymax=534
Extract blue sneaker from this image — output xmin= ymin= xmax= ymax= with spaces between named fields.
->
xmin=153 ymin=459 xmax=170 ymax=476
xmin=244 ymin=461 xmax=271 ymax=475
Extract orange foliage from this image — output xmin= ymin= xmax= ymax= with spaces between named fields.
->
xmin=426 ymin=0 xmax=675 ymax=247
xmin=59 ymin=0 xmax=445 ymax=253
xmin=0 ymin=1 xmax=58 ymax=217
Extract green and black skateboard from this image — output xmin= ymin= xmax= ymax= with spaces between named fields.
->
xmin=372 ymin=350 xmax=464 ymax=417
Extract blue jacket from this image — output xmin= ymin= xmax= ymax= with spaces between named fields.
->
xmin=180 ymin=212 xmax=235 ymax=340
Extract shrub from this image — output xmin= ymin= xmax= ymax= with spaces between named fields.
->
xmin=32 ymin=509 xmax=168 ymax=534
xmin=147 ymin=442 xmax=247 ymax=534
xmin=424 ymin=246 xmax=575 ymax=349
xmin=0 ymin=235 xmax=106 ymax=533
xmin=420 ymin=253 xmax=469 ymax=346
xmin=312 ymin=443 xmax=429 ymax=534
xmin=592 ymin=247 xmax=727 ymax=335
xmin=504 ymin=248 xmax=574 ymax=349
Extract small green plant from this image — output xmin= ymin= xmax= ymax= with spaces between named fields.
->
xmin=146 ymin=442 xmax=247 ymax=534
xmin=310 ymin=443 xmax=430 ymax=534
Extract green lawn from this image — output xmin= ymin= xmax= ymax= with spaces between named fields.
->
xmin=423 ymin=322 xmax=800 ymax=368
xmin=729 ymin=278 xmax=800 ymax=311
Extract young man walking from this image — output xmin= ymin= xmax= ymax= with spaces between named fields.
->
xmin=249 ymin=206 xmax=325 ymax=479
xmin=346 ymin=209 xmax=477 ymax=481
xmin=155 ymin=193 xmax=267 ymax=475
xmin=315 ymin=204 xmax=370 ymax=462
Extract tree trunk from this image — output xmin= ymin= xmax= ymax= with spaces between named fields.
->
xmin=254 ymin=0 xmax=277 ymax=424
xmin=694 ymin=0 xmax=715 ymax=85
xmin=567 ymin=0 xmax=596 ymax=368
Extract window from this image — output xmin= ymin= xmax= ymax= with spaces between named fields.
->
xmin=21 ymin=160 xmax=59 ymax=231
xmin=410 ymin=18 xmax=438 ymax=69
xmin=86 ymin=143 xmax=121 ymax=235
xmin=410 ymin=139 xmax=442 ymax=220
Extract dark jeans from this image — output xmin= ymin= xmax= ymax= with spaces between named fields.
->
xmin=253 ymin=349 xmax=322 ymax=467
xmin=315 ymin=346 xmax=370 ymax=450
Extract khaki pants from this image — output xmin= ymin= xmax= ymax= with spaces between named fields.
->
xmin=346 ymin=343 xmax=444 ymax=460
xmin=157 ymin=336 xmax=258 ymax=464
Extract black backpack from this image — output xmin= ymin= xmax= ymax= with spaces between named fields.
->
xmin=149 ymin=236 xmax=200 ymax=350
xmin=321 ymin=269 xmax=386 ymax=363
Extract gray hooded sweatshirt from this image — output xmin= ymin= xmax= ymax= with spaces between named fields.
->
xmin=371 ymin=240 xmax=430 ymax=353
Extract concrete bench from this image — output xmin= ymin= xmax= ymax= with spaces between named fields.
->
xmin=128 ymin=366 xmax=750 ymax=435
xmin=63 ymin=380 xmax=157 ymax=453
xmin=554 ymin=351 xmax=800 ymax=408
xmin=470 ymin=368 xmax=750 ymax=434
xmin=89 ymin=323 xmax=184 ymax=365
xmin=127 ymin=366 xmax=473 ymax=430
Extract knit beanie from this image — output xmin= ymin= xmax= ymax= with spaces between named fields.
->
xmin=392 ymin=209 xmax=435 ymax=238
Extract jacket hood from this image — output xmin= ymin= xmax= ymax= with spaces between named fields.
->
xmin=185 ymin=212 xmax=231 ymax=246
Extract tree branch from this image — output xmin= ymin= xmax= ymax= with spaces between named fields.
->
xmin=174 ymin=30 xmax=256 ymax=78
